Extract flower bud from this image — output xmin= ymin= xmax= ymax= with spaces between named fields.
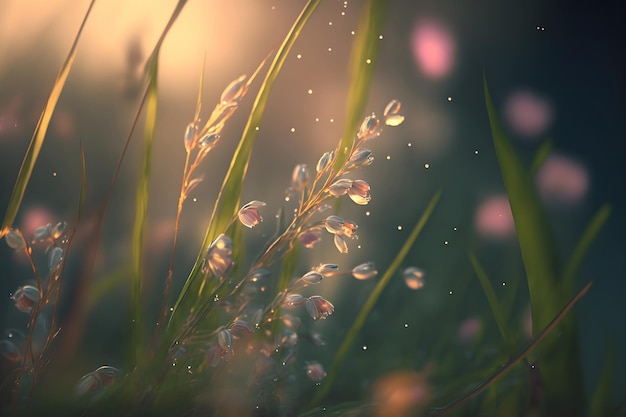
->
xmin=220 ymin=74 xmax=247 ymax=104
xmin=4 ymin=229 xmax=25 ymax=250
xmin=347 ymin=180 xmax=371 ymax=205
xmin=352 ymin=262 xmax=378 ymax=280
xmin=328 ymin=179 xmax=353 ymax=197
xmin=316 ymin=151 xmax=334 ymax=173
xmin=291 ymin=164 xmax=309 ymax=192
xmin=238 ymin=200 xmax=266 ymax=228
xmin=13 ymin=285 xmax=39 ymax=313
xmin=305 ymin=296 xmax=334 ymax=320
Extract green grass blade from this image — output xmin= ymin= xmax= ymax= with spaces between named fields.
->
xmin=483 ymin=76 xmax=562 ymax=332
xmin=562 ymin=204 xmax=611 ymax=294
xmin=168 ymin=0 xmax=322 ymax=328
xmin=333 ymin=0 xmax=386 ymax=171
xmin=469 ymin=253 xmax=512 ymax=347
xmin=529 ymin=138 xmax=553 ymax=174
xmin=589 ymin=343 xmax=615 ymax=417
xmin=0 ymin=0 xmax=96 ymax=237
xmin=308 ymin=189 xmax=441 ymax=409
xmin=428 ymin=282 xmax=592 ymax=417
xmin=484 ymin=76 xmax=585 ymax=415
xmin=129 ymin=55 xmax=159 ymax=364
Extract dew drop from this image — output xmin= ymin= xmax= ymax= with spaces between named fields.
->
xmin=297 ymin=54 xmax=302 ymax=59
xmin=474 ymin=150 xmax=479 ymax=155
xmin=351 ymin=30 xmax=355 ymax=35
xmin=408 ymin=142 xmax=412 ymax=147
xmin=193 ymin=198 xmax=197 ymax=202
xmin=453 ymin=227 xmax=457 ymax=231
xmin=329 ymin=118 xmax=334 ymax=123
xmin=444 ymin=241 xmax=449 ymax=245
xmin=365 ymin=211 xmax=370 ymax=216
xmin=404 ymin=323 xmax=409 ymax=328
xmin=328 ymin=47 xmax=332 ymax=52
xmin=290 ymin=127 xmax=296 ymax=133
xmin=365 ymin=58 xmax=372 ymax=64
xmin=449 ymin=290 xmax=453 ymax=295
xmin=397 ymin=225 xmax=403 ymax=231
xmin=447 ymin=96 xmax=452 ymax=102
xmin=424 ymin=163 xmax=430 ymax=169
xmin=52 ymin=172 xmax=57 ymax=177
xmin=307 ymin=89 xmax=313 ymax=95
xmin=328 ymin=21 xmax=333 ymax=26
xmin=378 ymin=35 xmax=383 ymax=39
xmin=255 ymin=126 xmax=260 ymax=131
xmin=386 ymin=155 xmax=391 ymax=160
xmin=502 ymin=282 xmax=506 ymax=286
xmin=362 ymin=345 xmax=367 ymax=350
xmin=341 ymin=11 xmax=345 ymax=16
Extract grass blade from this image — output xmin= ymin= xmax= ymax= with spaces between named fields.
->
xmin=129 ymin=55 xmax=159 ymax=364
xmin=428 ymin=281 xmax=592 ymax=417
xmin=484 ymin=75 xmax=562 ymax=332
xmin=333 ymin=0 xmax=386 ymax=171
xmin=529 ymin=138 xmax=553 ymax=174
xmin=589 ymin=343 xmax=615 ymax=417
xmin=0 ymin=0 xmax=96 ymax=237
xmin=308 ymin=189 xmax=441 ymax=409
xmin=484 ymin=76 xmax=585 ymax=414
xmin=469 ymin=253 xmax=512 ymax=347
xmin=562 ymin=204 xmax=611 ymax=294
xmin=168 ymin=0 xmax=322 ymax=328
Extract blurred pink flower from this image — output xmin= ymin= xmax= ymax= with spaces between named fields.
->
xmin=475 ymin=195 xmax=515 ymax=238
xmin=536 ymin=154 xmax=589 ymax=204
xmin=505 ymin=90 xmax=553 ymax=139
xmin=411 ymin=19 xmax=455 ymax=79
xmin=458 ymin=317 xmax=483 ymax=344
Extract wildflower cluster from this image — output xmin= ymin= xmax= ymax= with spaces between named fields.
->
xmin=1 ymin=222 xmax=71 ymax=386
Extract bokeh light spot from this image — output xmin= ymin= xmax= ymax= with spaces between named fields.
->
xmin=411 ymin=19 xmax=456 ymax=79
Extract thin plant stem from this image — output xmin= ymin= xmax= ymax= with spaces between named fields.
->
xmin=427 ymin=281 xmax=593 ymax=417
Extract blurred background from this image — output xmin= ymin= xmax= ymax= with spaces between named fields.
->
xmin=1 ymin=0 xmax=624 ymax=412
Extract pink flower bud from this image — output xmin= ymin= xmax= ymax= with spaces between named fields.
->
xmin=238 ymin=200 xmax=266 ymax=228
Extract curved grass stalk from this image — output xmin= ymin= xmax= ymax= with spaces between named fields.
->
xmin=427 ymin=281 xmax=592 ymax=417
xmin=308 ymin=189 xmax=442 ymax=410
xmin=0 ymin=0 xmax=96 ymax=237
xmin=168 ymin=0 xmax=322 ymax=331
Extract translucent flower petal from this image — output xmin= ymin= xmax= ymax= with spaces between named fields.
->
xmin=220 ymin=74 xmax=247 ymax=104
xmin=324 ymin=215 xmax=344 ymax=234
xmin=403 ymin=267 xmax=425 ymax=290
xmin=316 ymin=150 xmax=334 ymax=173
xmin=0 ymin=340 xmax=21 ymax=362
xmin=282 ymin=293 xmax=306 ymax=308
xmin=238 ymin=201 xmax=266 ymax=228
xmin=334 ymin=234 xmax=349 ymax=253
xmin=184 ymin=122 xmax=196 ymax=151
xmin=384 ymin=114 xmax=405 ymax=127
xmin=384 ymin=99 xmax=402 ymax=117
xmin=33 ymin=223 xmax=52 ymax=243
xmin=349 ymin=148 xmax=374 ymax=168
xmin=314 ymin=263 xmax=339 ymax=276
xmin=301 ymin=271 xmax=324 ymax=285
xmin=218 ymin=329 xmax=233 ymax=350
xmin=352 ymin=262 xmax=378 ymax=280
xmin=358 ymin=113 xmax=382 ymax=141
xmin=51 ymin=221 xmax=67 ymax=240
xmin=328 ymin=179 xmax=353 ymax=197
xmin=48 ymin=246 xmax=63 ymax=271
xmin=199 ymin=132 xmax=220 ymax=148
xmin=291 ymin=164 xmax=309 ymax=192
xmin=4 ymin=229 xmax=25 ymax=249
xmin=13 ymin=285 xmax=39 ymax=313
xmin=306 ymin=296 xmax=334 ymax=320
xmin=347 ymin=180 xmax=371 ymax=205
